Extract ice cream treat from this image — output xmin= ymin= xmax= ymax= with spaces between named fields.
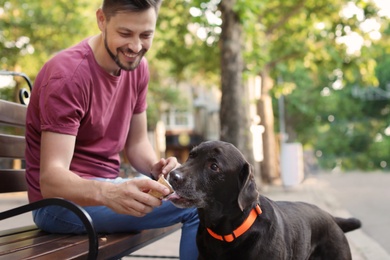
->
xmin=148 ymin=175 xmax=174 ymax=199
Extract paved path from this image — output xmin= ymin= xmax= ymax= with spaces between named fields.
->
xmin=318 ymin=171 xmax=390 ymax=256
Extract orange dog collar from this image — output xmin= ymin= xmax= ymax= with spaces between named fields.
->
xmin=206 ymin=204 xmax=262 ymax=242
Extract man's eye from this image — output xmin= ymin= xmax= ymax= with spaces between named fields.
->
xmin=141 ymin=33 xmax=153 ymax=39
xmin=210 ymin=163 xmax=219 ymax=172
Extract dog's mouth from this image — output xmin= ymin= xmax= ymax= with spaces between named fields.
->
xmin=164 ymin=191 xmax=181 ymax=201
xmin=164 ymin=191 xmax=199 ymax=208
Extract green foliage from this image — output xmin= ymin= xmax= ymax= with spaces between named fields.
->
xmin=0 ymin=0 xmax=100 ymax=102
xmin=279 ymin=50 xmax=390 ymax=171
xmin=0 ymin=85 xmax=13 ymax=100
xmin=247 ymin=0 xmax=390 ymax=172
xmin=151 ymin=0 xmax=220 ymax=85
xmin=0 ymin=0 xmax=98 ymax=76
xmin=2 ymin=0 xmax=390 ymax=171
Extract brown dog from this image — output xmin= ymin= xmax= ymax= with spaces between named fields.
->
xmin=167 ymin=141 xmax=361 ymax=260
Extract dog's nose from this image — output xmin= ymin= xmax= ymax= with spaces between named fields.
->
xmin=168 ymin=170 xmax=184 ymax=186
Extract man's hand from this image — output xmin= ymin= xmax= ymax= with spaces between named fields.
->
xmin=150 ymin=157 xmax=180 ymax=179
xmin=100 ymin=178 xmax=171 ymax=217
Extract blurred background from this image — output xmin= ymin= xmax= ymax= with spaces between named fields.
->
xmin=1 ymin=0 xmax=390 ymax=186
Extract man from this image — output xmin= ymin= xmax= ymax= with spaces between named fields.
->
xmin=25 ymin=0 xmax=198 ymax=259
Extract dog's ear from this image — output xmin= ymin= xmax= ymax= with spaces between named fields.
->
xmin=238 ymin=162 xmax=259 ymax=211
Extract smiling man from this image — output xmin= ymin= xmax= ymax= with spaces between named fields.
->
xmin=96 ymin=1 xmax=155 ymax=73
xmin=25 ymin=1 xmax=198 ymax=259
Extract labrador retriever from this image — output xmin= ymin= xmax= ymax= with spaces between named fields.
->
xmin=167 ymin=140 xmax=361 ymax=260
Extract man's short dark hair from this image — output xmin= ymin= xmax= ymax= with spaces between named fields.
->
xmin=102 ymin=0 xmax=162 ymax=20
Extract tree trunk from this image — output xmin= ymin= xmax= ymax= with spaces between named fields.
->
xmin=219 ymin=0 xmax=255 ymax=174
xmin=257 ymin=67 xmax=280 ymax=183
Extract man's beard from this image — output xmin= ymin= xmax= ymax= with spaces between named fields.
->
xmin=104 ymin=36 xmax=146 ymax=71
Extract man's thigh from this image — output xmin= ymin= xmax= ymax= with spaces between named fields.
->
xmin=85 ymin=201 xmax=190 ymax=233
xmin=33 ymin=200 xmax=195 ymax=234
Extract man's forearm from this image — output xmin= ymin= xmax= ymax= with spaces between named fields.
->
xmin=40 ymin=167 xmax=112 ymax=206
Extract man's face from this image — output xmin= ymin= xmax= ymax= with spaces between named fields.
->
xmin=100 ymin=8 xmax=157 ymax=71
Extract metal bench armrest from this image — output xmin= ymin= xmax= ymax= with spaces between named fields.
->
xmin=0 ymin=197 xmax=98 ymax=260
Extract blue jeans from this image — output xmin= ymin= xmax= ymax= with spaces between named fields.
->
xmin=32 ymin=177 xmax=199 ymax=260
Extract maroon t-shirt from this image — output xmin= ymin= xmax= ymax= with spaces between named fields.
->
xmin=25 ymin=38 xmax=149 ymax=202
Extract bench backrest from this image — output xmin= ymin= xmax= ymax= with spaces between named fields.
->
xmin=0 ymin=99 xmax=28 ymax=193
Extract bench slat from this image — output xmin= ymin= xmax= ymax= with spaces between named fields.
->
xmin=97 ymin=224 xmax=181 ymax=259
xmin=0 ymin=134 xmax=25 ymax=158
xmin=0 ymin=226 xmax=37 ymax=238
xmin=0 ymin=233 xmax=87 ymax=260
xmin=0 ymin=232 xmax=73 ymax=258
xmin=0 ymin=228 xmax=43 ymax=246
xmin=0 ymin=100 xmax=26 ymax=127
xmin=0 ymin=170 xmax=28 ymax=193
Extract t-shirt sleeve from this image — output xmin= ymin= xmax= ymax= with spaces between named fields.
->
xmin=133 ymin=58 xmax=149 ymax=114
xmin=39 ymin=74 xmax=87 ymax=136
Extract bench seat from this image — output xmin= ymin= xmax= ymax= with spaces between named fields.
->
xmin=0 ymin=223 xmax=181 ymax=260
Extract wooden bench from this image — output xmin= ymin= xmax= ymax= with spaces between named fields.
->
xmin=0 ymin=92 xmax=181 ymax=259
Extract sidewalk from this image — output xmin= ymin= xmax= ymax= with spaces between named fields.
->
xmin=126 ymin=174 xmax=390 ymax=260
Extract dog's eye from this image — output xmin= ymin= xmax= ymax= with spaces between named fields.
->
xmin=210 ymin=163 xmax=219 ymax=172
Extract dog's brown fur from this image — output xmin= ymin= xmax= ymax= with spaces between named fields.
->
xmin=167 ymin=141 xmax=361 ymax=260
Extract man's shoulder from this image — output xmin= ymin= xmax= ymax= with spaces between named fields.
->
xmin=46 ymin=39 xmax=91 ymax=72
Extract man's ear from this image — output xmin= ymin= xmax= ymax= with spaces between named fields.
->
xmin=237 ymin=162 xmax=259 ymax=211
xmin=96 ymin=8 xmax=106 ymax=32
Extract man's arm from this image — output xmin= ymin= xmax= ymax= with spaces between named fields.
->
xmin=124 ymin=112 xmax=179 ymax=179
xmin=39 ymin=131 xmax=170 ymax=216
xmin=39 ymin=131 xmax=95 ymax=204
xmin=124 ymin=112 xmax=159 ymax=176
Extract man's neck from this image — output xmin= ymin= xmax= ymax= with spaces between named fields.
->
xmin=88 ymin=35 xmax=120 ymax=76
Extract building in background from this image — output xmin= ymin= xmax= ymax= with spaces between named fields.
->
xmin=162 ymin=83 xmax=220 ymax=163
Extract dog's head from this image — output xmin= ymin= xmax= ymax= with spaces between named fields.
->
xmin=167 ymin=141 xmax=259 ymax=212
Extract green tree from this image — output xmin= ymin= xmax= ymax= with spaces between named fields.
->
xmin=3 ymin=0 xmax=390 ymax=177
xmin=146 ymin=0 xmax=389 ymax=180
xmin=235 ymin=0 xmax=385 ymax=182
xmin=219 ymin=0 xmax=254 ymax=166
xmin=278 ymin=4 xmax=390 ymax=172
xmin=146 ymin=0 xmax=220 ymax=128
xmin=0 ymin=0 xmax=99 ymax=101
